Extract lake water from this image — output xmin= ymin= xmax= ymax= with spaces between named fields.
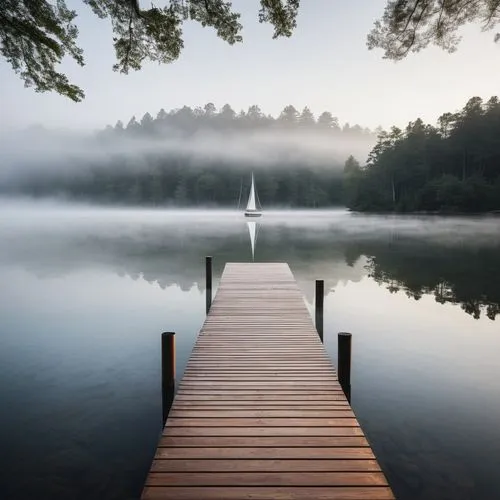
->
xmin=1 ymin=200 xmax=500 ymax=500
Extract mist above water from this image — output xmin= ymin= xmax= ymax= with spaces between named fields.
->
xmin=1 ymin=200 xmax=499 ymax=313
xmin=2 ymin=198 xmax=498 ymax=243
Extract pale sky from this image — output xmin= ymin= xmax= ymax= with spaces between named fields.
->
xmin=1 ymin=0 xmax=499 ymax=132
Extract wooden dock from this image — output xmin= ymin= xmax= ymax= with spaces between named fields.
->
xmin=142 ymin=263 xmax=394 ymax=500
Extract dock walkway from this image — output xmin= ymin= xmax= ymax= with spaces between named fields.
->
xmin=142 ymin=262 xmax=394 ymax=500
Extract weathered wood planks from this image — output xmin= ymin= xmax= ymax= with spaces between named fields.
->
xmin=142 ymin=263 xmax=394 ymax=500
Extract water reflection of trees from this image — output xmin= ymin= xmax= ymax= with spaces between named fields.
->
xmin=2 ymin=211 xmax=499 ymax=320
xmin=345 ymin=240 xmax=500 ymax=320
xmin=1 ymin=219 xmax=364 ymax=299
xmin=74 ymin=226 xmax=500 ymax=320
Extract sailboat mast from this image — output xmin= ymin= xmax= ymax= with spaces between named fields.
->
xmin=250 ymin=173 xmax=255 ymax=206
xmin=237 ymin=179 xmax=243 ymax=210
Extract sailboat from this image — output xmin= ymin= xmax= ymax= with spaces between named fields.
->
xmin=244 ymin=173 xmax=262 ymax=217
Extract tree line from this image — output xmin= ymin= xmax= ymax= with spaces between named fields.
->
xmin=100 ymin=103 xmax=376 ymax=136
xmin=6 ymin=97 xmax=500 ymax=212
xmin=344 ymin=96 xmax=500 ymax=212
xmin=9 ymin=104 xmax=376 ymax=207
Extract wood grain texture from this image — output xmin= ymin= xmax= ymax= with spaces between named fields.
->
xmin=162 ymin=426 xmax=364 ymax=437
xmin=150 ymin=459 xmax=382 ymax=472
xmin=142 ymin=486 xmax=395 ymax=500
xmin=146 ymin=472 xmax=388 ymax=486
xmin=164 ymin=417 xmax=361 ymax=427
xmin=154 ymin=447 xmax=377 ymax=460
xmin=141 ymin=262 xmax=394 ymax=500
xmin=158 ymin=436 xmax=369 ymax=447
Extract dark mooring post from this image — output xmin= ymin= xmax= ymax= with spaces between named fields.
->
xmin=315 ymin=279 xmax=324 ymax=342
xmin=161 ymin=332 xmax=176 ymax=425
xmin=338 ymin=332 xmax=352 ymax=403
xmin=206 ymin=256 xmax=213 ymax=314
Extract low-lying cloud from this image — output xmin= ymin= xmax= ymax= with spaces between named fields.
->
xmin=0 ymin=125 xmax=376 ymax=184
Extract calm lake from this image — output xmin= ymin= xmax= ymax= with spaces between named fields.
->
xmin=1 ymin=200 xmax=499 ymax=500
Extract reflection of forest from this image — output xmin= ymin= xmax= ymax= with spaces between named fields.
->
xmin=345 ymin=238 xmax=500 ymax=320
xmin=2 ymin=210 xmax=499 ymax=320
xmin=0 ymin=219 xmax=365 ymax=297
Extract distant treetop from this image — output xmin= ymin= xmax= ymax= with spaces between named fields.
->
xmin=101 ymin=103 xmax=375 ymax=138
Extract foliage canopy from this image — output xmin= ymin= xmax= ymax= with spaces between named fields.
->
xmin=367 ymin=0 xmax=500 ymax=60
xmin=2 ymin=1 xmax=499 ymax=101
xmin=0 ymin=0 xmax=299 ymax=101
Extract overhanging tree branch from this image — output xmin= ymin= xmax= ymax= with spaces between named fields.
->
xmin=2 ymin=0 xmax=499 ymax=102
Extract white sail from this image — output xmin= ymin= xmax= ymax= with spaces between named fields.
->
xmin=247 ymin=221 xmax=256 ymax=260
xmin=246 ymin=173 xmax=257 ymax=211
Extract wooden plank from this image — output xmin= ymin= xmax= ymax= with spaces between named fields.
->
xmin=141 ymin=263 xmax=394 ymax=500
xmin=174 ymin=393 xmax=348 ymax=400
xmin=184 ymin=363 xmax=333 ymax=366
xmin=179 ymin=378 xmax=340 ymax=383
xmin=165 ymin=418 xmax=360 ymax=427
xmin=168 ymin=410 xmax=355 ymax=418
xmin=154 ymin=447 xmax=376 ymax=459
xmin=172 ymin=404 xmax=351 ymax=409
xmin=159 ymin=436 xmax=369 ymax=447
xmin=142 ymin=487 xmax=395 ymax=500
xmin=181 ymin=375 xmax=337 ymax=379
xmin=182 ymin=369 xmax=335 ymax=373
xmin=182 ymin=375 xmax=336 ymax=379
xmin=162 ymin=427 xmax=364 ymax=437
xmin=176 ymin=390 xmax=346 ymax=395
xmin=146 ymin=471 xmax=388 ymax=486
xmin=178 ymin=382 xmax=340 ymax=387
xmin=150 ymin=459 xmax=381 ymax=473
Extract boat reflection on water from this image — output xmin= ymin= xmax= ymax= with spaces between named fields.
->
xmin=246 ymin=220 xmax=259 ymax=261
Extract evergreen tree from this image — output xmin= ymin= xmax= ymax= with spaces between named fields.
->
xmin=279 ymin=105 xmax=299 ymax=126
xmin=6 ymin=101 xmax=380 ymax=208
xmin=344 ymin=96 xmax=500 ymax=213
xmin=298 ymin=107 xmax=315 ymax=127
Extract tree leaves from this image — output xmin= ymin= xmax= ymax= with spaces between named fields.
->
xmin=367 ymin=0 xmax=500 ymax=60
xmin=258 ymin=0 xmax=300 ymax=38
xmin=187 ymin=0 xmax=242 ymax=44
xmin=1 ymin=0 xmax=301 ymax=101
xmin=0 ymin=0 xmax=85 ymax=101
xmin=3 ymin=0 xmax=498 ymax=102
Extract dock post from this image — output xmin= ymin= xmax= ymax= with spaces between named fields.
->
xmin=161 ymin=332 xmax=176 ymax=425
xmin=206 ymin=256 xmax=213 ymax=314
xmin=315 ymin=280 xmax=324 ymax=342
xmin=338 ymin=332 xmax=352 ymax=402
